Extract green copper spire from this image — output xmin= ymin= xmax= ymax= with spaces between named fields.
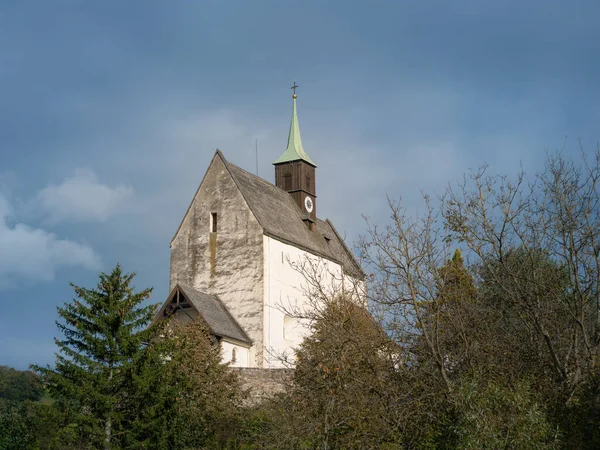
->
xmin=273 ymin=86 xmax=316 ymax=167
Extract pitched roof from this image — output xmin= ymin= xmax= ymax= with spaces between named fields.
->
xmin=223 ymin=155 xmax=363 ymax=279
xmin=170 ymin=150 xmax=364 ymax=279
xmin=157 ymin=284 xmax=252 ymax=345
xmin=315 ymin=218 xmax=364 ymax=279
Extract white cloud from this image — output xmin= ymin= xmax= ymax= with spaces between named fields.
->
xmin=0 ymin=193 xmax=100 ymax=288
xmin=36 ymin=168 xmax=134 ymax=224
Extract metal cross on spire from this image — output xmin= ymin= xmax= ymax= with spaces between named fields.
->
xmin=291 ymin=81 xmax=298 ymax=98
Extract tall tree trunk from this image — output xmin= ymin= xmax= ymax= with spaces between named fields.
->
xmin=104 ymin=368 xmax=113 ymax=450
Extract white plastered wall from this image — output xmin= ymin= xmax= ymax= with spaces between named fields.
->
xmin=221 ymin=340 xmax=250 ymax=368
xmin=263 ymin=235 xmax=361 ymax=368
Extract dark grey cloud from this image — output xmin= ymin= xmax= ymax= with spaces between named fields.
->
xmin=2 ymin=0 xmax=600 ymax=368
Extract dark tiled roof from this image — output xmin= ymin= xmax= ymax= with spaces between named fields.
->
xmin=160 ymin=284 xmax=252 ymax=345
xmin=314 ymin=218 xmax=363 ymax=279
xmin=223 ymin=154 xmax=364 ymax=279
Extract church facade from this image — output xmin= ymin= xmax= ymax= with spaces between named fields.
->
xmin=156 ymin=92 xmax=364 ymax=368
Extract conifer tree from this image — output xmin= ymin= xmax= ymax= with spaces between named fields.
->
xmin=124 ymin=318 xmax=243 ymax=449
xmin=437 ymin=249 xmax=476 ymax=305
xmin=33 ymin=264 xmax=156 ymax=449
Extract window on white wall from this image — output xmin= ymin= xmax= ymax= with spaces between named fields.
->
xmin=283 ymin=315 xmax=296 ymax=341
xmin=231 ymin=347 xmax=237 ymax=364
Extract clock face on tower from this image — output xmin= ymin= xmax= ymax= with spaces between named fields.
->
xmin=304 ymin=196 xmax=314 ymax=213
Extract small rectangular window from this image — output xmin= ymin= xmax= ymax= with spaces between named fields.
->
xmin=210 ymin=212 xmax=218 ymax=233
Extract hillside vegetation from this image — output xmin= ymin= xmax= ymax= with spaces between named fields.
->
xmin=3 ymin=151 xmax=600 ymax=449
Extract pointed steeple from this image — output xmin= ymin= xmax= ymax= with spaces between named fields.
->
xmin=273 ymin=83 xmax=318 ymax=226
xmin=273 ymin=87 xmax=316 ymax=167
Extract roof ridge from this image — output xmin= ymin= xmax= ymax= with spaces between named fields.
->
xmin=224 ymin=159 xmax=284 ymax=193
xmin=223 ymin=158 xmax=305 ymax=220
xmin=220 ymin=159 xmax=272 ymax=232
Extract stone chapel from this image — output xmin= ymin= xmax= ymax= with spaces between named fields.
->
xmin=155 ymin=89 xmax=364 ymax=368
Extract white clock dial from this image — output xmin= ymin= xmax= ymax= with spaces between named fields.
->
xmin=304 ymin=196 xmax=314 ymax=213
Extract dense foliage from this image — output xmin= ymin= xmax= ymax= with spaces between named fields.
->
xmin=16 ymin=265 xmax=242 ymax=450
xmin=4 ymin=151 xmax=600 ymax=448
xmin=31 ymin=264 xmax=157 ymax=448
xmin=0 ymin=366 xmax=44 ymax=402
xmin=125 ymin=318 xmax=243 ymax=449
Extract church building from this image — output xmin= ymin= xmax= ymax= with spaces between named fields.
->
xmin=155 ymin=88 xmax=364 ymax=368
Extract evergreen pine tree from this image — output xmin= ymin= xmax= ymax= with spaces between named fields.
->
xmin=124 ymin=318 xmax=243 ymax=449
xmin=33 ymin=264 xmax=156 ymax=449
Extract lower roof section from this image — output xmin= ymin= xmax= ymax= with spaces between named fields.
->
xmin=155 ymin=284 xmax=252 ymax=346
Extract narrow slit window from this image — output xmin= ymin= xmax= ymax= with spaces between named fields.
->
xmin=231 ymin=348 xmax=237 ymax=364
xmin=210 ymin=212 xmax=218 ymax=233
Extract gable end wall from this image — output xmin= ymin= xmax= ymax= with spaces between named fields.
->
xmin=170 ymin=155 xmax=265 ymax=366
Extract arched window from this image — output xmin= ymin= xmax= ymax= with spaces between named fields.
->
xmin=231 ymin=347 xmax=237 ymax=364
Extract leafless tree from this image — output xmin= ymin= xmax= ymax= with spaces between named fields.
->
xmin=357 ymin=195 xmax=456 ymax=393
xmin=443 ymin=149 xmax=600 ymax=438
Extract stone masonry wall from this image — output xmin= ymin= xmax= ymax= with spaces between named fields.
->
xmin=170 ymin=154 xmax=265 ymax=366
xmin=231 ymin=367 xmax=293 ymax=405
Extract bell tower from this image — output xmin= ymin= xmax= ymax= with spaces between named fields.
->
xmin=273 ymin=83 xmax=317 ymax=228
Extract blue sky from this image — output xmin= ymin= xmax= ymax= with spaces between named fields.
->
xmin=1 ymin=0 xmax=599 ymax=369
